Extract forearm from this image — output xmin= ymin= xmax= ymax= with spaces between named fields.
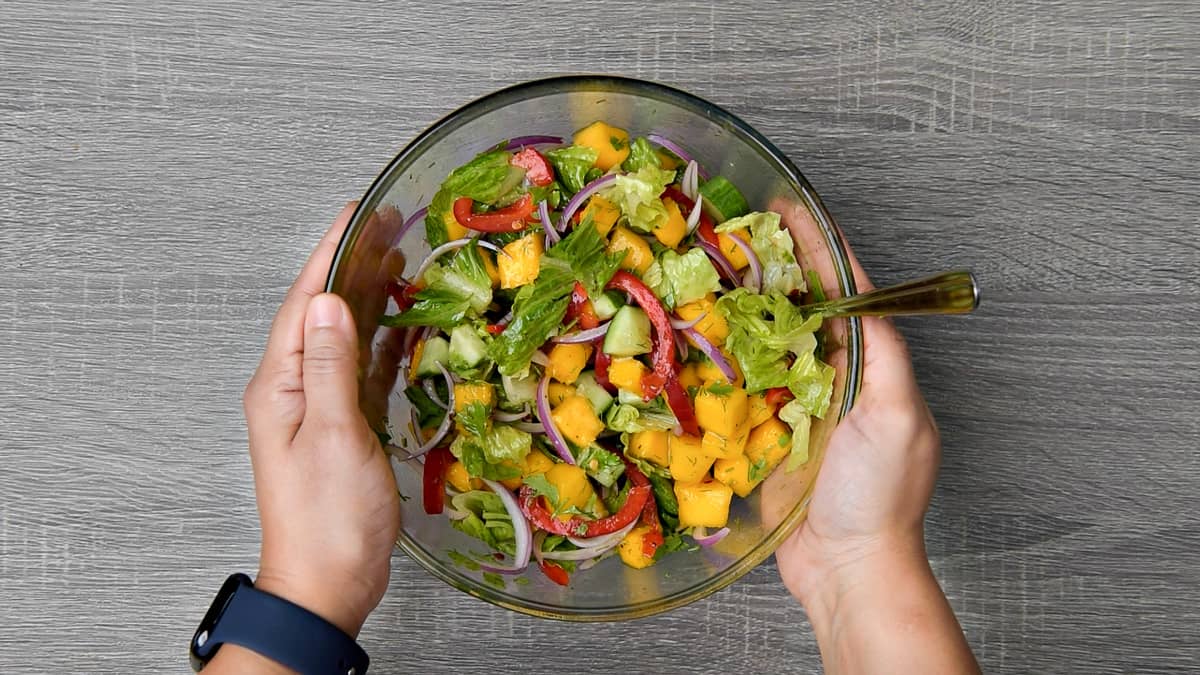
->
xmin=803 ymin=538 xmax=980 ymax=675
xmin=205 ymin=645 xmax=295 ymax=675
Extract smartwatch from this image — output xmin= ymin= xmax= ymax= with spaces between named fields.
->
xmin=190 ymin=573 xmax=369 ymax=675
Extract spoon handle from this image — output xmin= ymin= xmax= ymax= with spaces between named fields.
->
xmin=808 ymin=270 xmax=980 ymax=318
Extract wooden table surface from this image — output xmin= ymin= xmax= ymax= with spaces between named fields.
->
xmin=2 ymin=1 xmax=1197 ymax=673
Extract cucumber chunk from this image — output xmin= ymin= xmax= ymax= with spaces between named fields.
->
xmin=699 ymin=176 xmax=750 ymax=223
xmin=603 ymin=305 xmax=653 ymax=357
xmin=449 ymin=325 xmax=488 ymax=372
xmin=415 ymin=336 xmax=449 ymax=377
xmin=575 ymin=371 xmax=614 ymax=414
xmin=591 ymin=290 xmax=625 ymax=321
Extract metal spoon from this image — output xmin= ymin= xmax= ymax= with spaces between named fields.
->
xmin=804 ymin=270 xmax=980 ymax=317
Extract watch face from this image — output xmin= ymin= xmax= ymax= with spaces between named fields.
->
xmin=189 ymin=573 xmax=251 ymax=671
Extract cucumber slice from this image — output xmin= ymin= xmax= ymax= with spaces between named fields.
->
xmin=603 ymin=305 xmax=653 ymax=357
xmin=575 ymin=371 xmax=613 ymax=414
xmin=699 ymin=176 xmax=750 ymax=223
xmin=448 ymin=325 xmax=489 ymax=372
xmin=415 ymin=336 xmax=450 ymax=377
xmin=591 ymin=290 xmax=625 ymax=321
xmin=501 ymin=373 xmax=538 ymax=406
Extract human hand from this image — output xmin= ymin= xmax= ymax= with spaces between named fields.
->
xmin=240 ymin=202 xmax=401 ymax=637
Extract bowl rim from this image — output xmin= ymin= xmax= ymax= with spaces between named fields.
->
xmin=326 ymin=74 xmax=863 ymax=621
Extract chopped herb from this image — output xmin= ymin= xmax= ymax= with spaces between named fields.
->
xmin=482 ymin=571 xmax=506 ymax=589
xmin=707 ymin=381 xmax=735 ymax=395
xmin=458 ymin=401 xmax=491 ymax=438
xmin=609 ymin=136 xmax=627 ymax=151
xmin=447 ymin=549 xmax=481 ymax=571
xmin=748 ymin=457 xmax=770 ymax=482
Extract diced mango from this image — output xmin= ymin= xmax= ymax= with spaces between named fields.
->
xmin=443 ymin=208 xmax=468 ymax=241
xmin=480 ymin=250 xmax=501 ymax=288
xmin=676 ymin=293 xmax=729 ymax=347
xmin=607 ymin=357 xmax=646 ymax=395
xmin=523 ymin=449 xmax=556 ymax=477
xmin=498 ymin=233 xmax=543 ymax=289
xmin=551 ymin=394 xmax=605 ymax=447
xmin=746 ymin=393 xmax=777 ymax=429
xmin=545 ymin=463 xmax=599 ymax=517
xmin=499 ymin=458 xmax=526 ymax=490
xmin=628 ymin=430 xmax=670 ymax=468
xmin=608 ymin=226 xmax=653 ymax=274
xmin=669 ymin=434 xmax=715 ymax=483
xmin=655 ymin=198 xmax=688 ymax=248
xmin=675 ymin=480 xmax=734 ymax=529
xmin=656 ymin=150 xmax=679 ymax=170
xmin=718 ymin=231 xmax=751 ymax=271
xmin=547 ymin=382 xmax=576 ymax=407
xmin=618 ymin=524 xmax=658 ymax=569
xmin=573 ymin=121 xmax=630 ymax=171
xmin=454 ymin=382 xmax=495 ymax=412
xmin=694 ymin=386 xmax=749 ymax=437
xmin=744 ymin=417 xmax=791 ymax=472
xmin=677 ymin=362 xmax=702 ymax=392
xmin=445 ymin=460 xmax=481 ymax=493
xmin=580 ymin=194 xmax=621 ymax=236
xmin=701 ymin=423 xmax=750 ymax=460
xmin=547 ymin=343 xmax=592 ymax=384
xmin=713 ymin=455 xmax=756 ymax=498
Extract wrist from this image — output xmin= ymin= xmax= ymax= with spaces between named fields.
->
xmin=254 ymin=569 xmax=369 ymax=638
xmin=794 ymin=529 xmax=928 ymax=626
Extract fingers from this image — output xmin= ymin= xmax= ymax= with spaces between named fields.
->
xmin=300 ymin=293 xmax=362 ymax=431
xmin=245 ymin=202 xmax=358 ymax=447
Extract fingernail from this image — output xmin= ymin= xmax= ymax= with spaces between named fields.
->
xmin=309 ymin=293 xmax=343 ymax=328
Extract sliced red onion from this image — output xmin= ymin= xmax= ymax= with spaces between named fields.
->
xmin=551 ymin=322 xmax=610 ymax=344
xmin=422 ymin=378 xmax=448 ymax=410
xmin=539 ymin=200 xmax=559 ymax=245
xmin=669 ymin=312 xmax=706 ymax=330
xmin=536 ymin=375 xmax=575 ymax=464
xmin=493 ymin=407 xmax=529 ymax=423
xmin=504 ymin=135 xmax=564 ymax=150
xmin=727 ymin=233 xmax=762 ymax=292
xmin=559 ymin=173 xmax=618 ymax=232
xmin=692 ymin=526 xmax=730 ymax=547
xmin=477 ymin=479 xmax=533 ymax=574
xmin=675 ymin=336 xmax=689 ymax=361
xmin=578 ymin=551 xmax=614 ymax=571
xmin=685 ymin=194 xmax=704 ymax=234
xmin=683 ymin=327 xmax=736 ymax=381
xmin=698 ymin=239 xmax=738 ymax=282
xmin=531 ymin=530 xmax=547 ymax=565
xmin=413 ymin=238 xmax=505 ymax=283
xmin=646 ymin=133 xmax=710 ymax=179
xmin=681 ymin=160 xmax=699 ymax=201
xmin=445 ymin=507 xmax=470 ymax=521
xmin=398 ymin=206 xmax=429 ymax=240
xmin=513 ymin=421 xmax=545 ymax=434
xmin=407 ymin=364 xmax=457 ymax=459
xmin=566 ymin=517 xmax=639 ymax=550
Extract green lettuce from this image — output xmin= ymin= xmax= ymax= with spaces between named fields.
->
xmin=716 ymin=288 xmax=832 ymax=416
xmin=380 ymin=242 xmax=492 ymax=329
xmin=644 ymin=248 xmax=721 ymax=310
xmin=605 ymin=400 xmax=678 ymax=433
xmin=449 ymin=423 xmax=531 ymax=478
xmin=543 ymin=217 xmax=624 ymax=300
xmin=777 ymin=399 xmax=814 ymax=471
xmin=574 ymin=444 xmax=626 ymax=488
xmin=450 ymin=490 xmax=516 ymax=555
xmin=714 ymin=211 xmax=807 ymax=295
xmin=546 ymin=145 xmax=599 ymax=194
xmin=621 ymin=137 xmax=661 ymax=173
xmin=599 ymin=165 xmax=675 ymax=233
xmin=424 ymin=150 xmax=521 ymax=247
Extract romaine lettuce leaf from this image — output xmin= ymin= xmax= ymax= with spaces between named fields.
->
xmin=714 ymin=211 xmax=807 ymax=295
xmin=604 ymin=400 xmax=678 ymax=433
xmin=599 ymin=165 xmax=675 ymax=233
xmin=449 ymin=425 xmax=530 ymax=478
xmin=380 ymin=242 xmax=492 ymax=329
xmin=777 ymin=399 xmax=813 ymax=471
xmin=424 ymin=151 xmax=518 ymax=247
xmin=644 ymin=248 xmax=721 ymax=310
xmin=574 ymin=444 xmax=626 ymax=488
xmin=450 ymin=490 xmax=516 ymax=555
xmin=543 ymin=218 xmax=623 ymax=300
xmin=546 ymin=145 xmax=599 ymax=194
xmin=621 ymin=137 xmax=661 ymax=173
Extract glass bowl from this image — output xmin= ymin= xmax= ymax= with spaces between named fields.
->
xmin=325 ymin=76 xmax=863 ymax=621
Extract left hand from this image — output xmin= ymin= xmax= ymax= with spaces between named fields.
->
xmin=240 ymin=202 xmax=401 ymax=636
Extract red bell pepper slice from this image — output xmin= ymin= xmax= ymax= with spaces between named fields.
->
xmin=538 ymin=560 xmax=570 ymax=586
xmin=485 ymin=323 xmax=506 ymax=335
xmin=385 ymin=280 xmax=421 ymax=311
xmin=664 ymin=376 xmax=700 ymax=436
xmin=593 ymin=347 xmax=616 ymax=393
xmin=519 ymin=481 xmax=651 ymax=538
xmin=566 ymin=281 xmax=600 ymax=330
xmin=422 ymin=446 xmax=454 ymax=515
xmin=639 ymin=494 xmax=665 ymax=558
xmin=452 ymin=193 xmax=534 ymax=233
xmin=764 ymin=387 xmax=793 ymax=408
xmin=510 ymin=148 xmax=554 ymax=187
xmin=605 ymin=270 xmax=676 ymax=400
xmin=662 ymin=186 xmax=717 ymax=247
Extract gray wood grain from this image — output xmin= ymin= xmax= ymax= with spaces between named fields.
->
xmin=2 ymin=0 xmax=1198 ymax=673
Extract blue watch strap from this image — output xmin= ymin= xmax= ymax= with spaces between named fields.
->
xmin=191 ymin=573 xmax=369 ymax=675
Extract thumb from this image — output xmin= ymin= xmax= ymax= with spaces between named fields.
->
xmin=301 ymin=293 xmax=361 ymax=425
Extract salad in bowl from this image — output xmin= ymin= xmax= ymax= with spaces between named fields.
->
xmin=378 ymin=121 xmax=835 ymax=586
